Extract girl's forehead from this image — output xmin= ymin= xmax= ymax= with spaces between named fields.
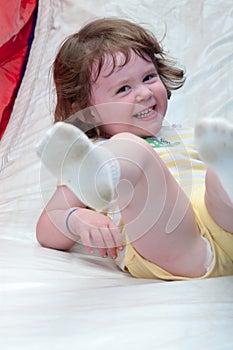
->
xmin=102 ymin=52 xmax=128 ymax=74
xmin=93 ymin=50 xmax=152 ymax=78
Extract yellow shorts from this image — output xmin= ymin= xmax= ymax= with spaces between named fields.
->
xmin=118 ymin=186 xmax=233 ymax=280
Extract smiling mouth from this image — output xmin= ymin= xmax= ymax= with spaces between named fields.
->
xmin=133 ymin=105 xmax=156 ymax=119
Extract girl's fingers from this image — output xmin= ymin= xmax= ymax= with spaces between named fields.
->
xmin=100 ymin=227 xmax=118 ymax=259
xmin=91 ymin=228 xmax=108 ymax=258
xmin=80 ymin=230 xmax=95 ymax=254
xmin=80 ymin=222 xmax=123 ymax=259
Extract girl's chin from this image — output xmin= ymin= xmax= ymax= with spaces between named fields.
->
xmin=133 ymin=122 xmax=163 ymax=137
xmin=133 ymin=114 xmax=164 ymax=136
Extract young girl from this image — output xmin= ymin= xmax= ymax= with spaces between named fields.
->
xmin=36 ymin=18 xmax=233 ymax=280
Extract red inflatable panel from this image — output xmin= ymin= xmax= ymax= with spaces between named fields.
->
xmin=0 ymin=0 xmax=37 ymax=139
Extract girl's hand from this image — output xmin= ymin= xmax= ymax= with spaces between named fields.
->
xmin=71 ymin=208 xmax=124 ymax=259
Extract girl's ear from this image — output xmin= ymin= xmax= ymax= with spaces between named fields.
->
xmin=89 ymin=106 xmax=99 ymax=120
xmin=71 ymin=101 xmax=80 ymax=113
xmin=72 ymin=100 xmax=99 ymax=119
xmin=71 ymin=101 xmax=86 ymax=123
xmin=70 ymin=102 xmax=98 ymax=124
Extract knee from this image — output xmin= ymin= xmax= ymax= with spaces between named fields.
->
xmin=111 ymin=132 xmax=140 ymax=141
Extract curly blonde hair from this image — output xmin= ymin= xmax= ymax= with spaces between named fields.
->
xmin=53 ymin=17 xmax=185 ymax=137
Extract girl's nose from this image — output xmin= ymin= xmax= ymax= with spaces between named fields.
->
xmin=135 ymin=85 xmax=153 ymax=103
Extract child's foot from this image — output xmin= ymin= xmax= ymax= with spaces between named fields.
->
xmin=195 ymin=118 xmax=233 ymax=202
xmin=36 ymin=122 xmax=120 ymax=210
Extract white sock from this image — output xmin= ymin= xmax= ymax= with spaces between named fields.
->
xmin=36 ymin=122 xmax=120 ymax=210
xmin=195 ymin=117 xmax=233 ymax=202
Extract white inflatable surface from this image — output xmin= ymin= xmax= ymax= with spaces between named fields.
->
xmin=1 ymin=0 xmax=233 ymax=349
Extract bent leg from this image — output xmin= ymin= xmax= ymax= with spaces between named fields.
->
xmin=104 ymin=133 xmax=208 ymax=278
xmin=205 ymin=169 xmax=233 ymax=232
xmin=195 ymin=118 xmax=233 ymax=233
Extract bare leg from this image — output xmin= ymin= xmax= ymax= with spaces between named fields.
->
xmin=104 ymin=133 xmax=207 ymax=277
xmin=37 ymin=123 xmax=208 ymax=277
xmin=195 ymin=118 xmax=233 ymax=233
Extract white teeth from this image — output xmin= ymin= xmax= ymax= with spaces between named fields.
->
xmin=134 ymin=107 xmax=153 ymax=119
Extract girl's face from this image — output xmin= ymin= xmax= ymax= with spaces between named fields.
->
xmin=90 ymin=51 xmax=168 ymax=137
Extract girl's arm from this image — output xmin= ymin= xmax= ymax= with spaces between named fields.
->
xmin=36 ymin=185 xmax=123 ymax=258
xmin=36 ymin=185 xmax=84 ymax=251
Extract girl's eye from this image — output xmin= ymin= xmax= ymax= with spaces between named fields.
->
xmin=116 ymin=85 xmax=130 ymax=94
xmin=143 ymin=73 xmax=157 ymax=82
